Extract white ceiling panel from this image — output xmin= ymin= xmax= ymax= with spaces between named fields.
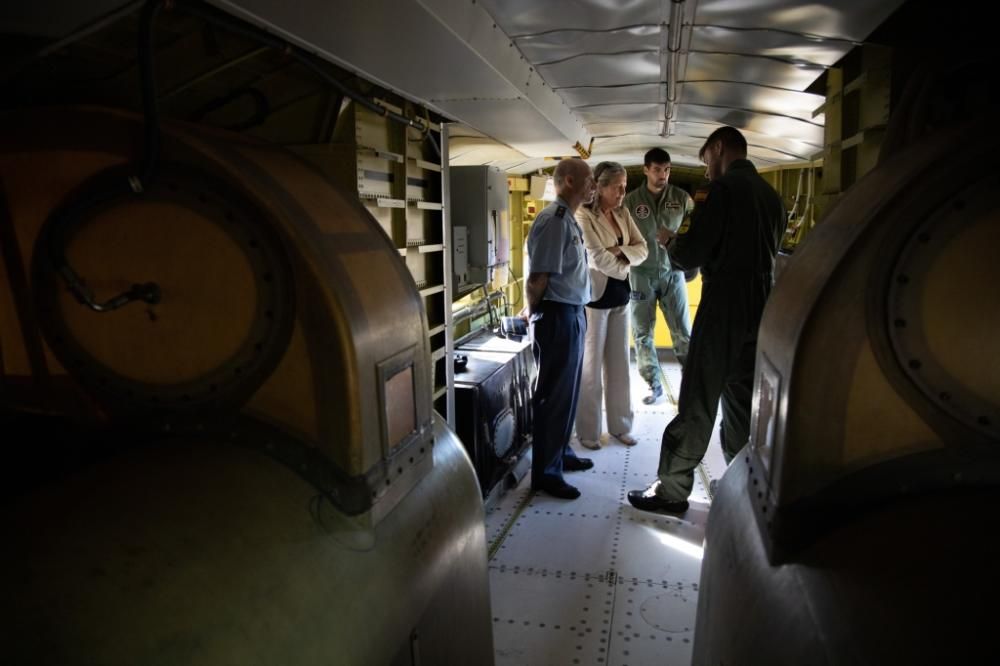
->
xmin=673 ymin=107 xmax=823 ymax=154
xmin=436 ymin=98 xmax=586 ymax=157
xmin=558 ymin=83 xmax=663 ymax=108
xmin=669 ymin=121 xmax=823 ymax=158
xmin=680 ymin=81 xmax=825 ymax=122
xmin=586 ymin=121 xmax=667 ymax=138
xmin=538 ymin=51 xmax=662 ymax=89
xmin=690 ymin=25 xmax=856 ymax=67
xmin=577 ymin=103 xmax=664 ymax=124
xmin=478 ymin=0 xmax=668 ymax=34
xmin=683 ymin=52 xmax=827 ymax=90
xmin=515 ymin=25 xmax=661 ymax=62
xmin=693 ymin=0 xmax=906 ymax=43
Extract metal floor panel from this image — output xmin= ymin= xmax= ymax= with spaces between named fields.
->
xmin=490 ymin=501 xmax=620 ymax=572
xmin=491 ymin=567 xmax=616 ymax=666
xmin=490 ymin=357 xmax=717 ymax=665
xmin=609 ymin=579 xmax=698 ymax=666
xmin=485 ymin=484 xmax=534 ymax=547
xmin=615 ymin=508 xmax=706 ymax=585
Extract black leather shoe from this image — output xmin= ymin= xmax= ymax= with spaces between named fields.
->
xmin=642 ymin=385 xmax=663 ymax=405
xmin=563 ymin=456 xmax=594 ymax=472
xmin=627 ymin=485 xmax=689 ymax=514
xmin=532 ymin=478 xmax=581 ymax=500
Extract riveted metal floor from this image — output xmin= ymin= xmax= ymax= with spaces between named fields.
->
xmin=486 ymin=358 xmax=728 ymax=666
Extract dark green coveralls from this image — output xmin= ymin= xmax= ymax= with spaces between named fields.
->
xmin=654 ymin=159 xmax=785 ymax=501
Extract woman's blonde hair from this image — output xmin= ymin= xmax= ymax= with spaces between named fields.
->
xmin=586 ymin=161 xmax=627 ymax=209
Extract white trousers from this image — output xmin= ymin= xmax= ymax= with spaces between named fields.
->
xmin=575 ymin=303 xmax=634 ymax=443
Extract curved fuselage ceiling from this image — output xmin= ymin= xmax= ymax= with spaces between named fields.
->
xmin=4 ymin=0 xmax=906 ymax=171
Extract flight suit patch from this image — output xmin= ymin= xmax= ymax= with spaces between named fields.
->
xmin=678 ymin=218 xmax=692 ymax=235
xmin=634 ymin=204 xmax=650 ymax=219
xmin=555 ymin=205 xmax=567 ymax=218
xmin=665 ymin=201 xmax=681 ymax=209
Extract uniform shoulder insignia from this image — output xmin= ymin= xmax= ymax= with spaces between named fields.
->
xmin=678 ymin=217 xmax=692 ymax=235
xmin=693 ymin=189 xmax=709 ymax=203
xmin=555 ymin=205 xmax=567 ymax=218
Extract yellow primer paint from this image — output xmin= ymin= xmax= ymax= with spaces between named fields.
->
xmin=650 ymin=274 xmax=702 ymax=349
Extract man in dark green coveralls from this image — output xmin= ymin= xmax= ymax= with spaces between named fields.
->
xmin=627 ymin=126 xmax=786 ymax=513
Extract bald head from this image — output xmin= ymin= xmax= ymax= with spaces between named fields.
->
xmin=552 ymin=158 xmax=595 ymax=212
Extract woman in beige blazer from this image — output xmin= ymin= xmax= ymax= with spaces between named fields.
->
xmin=575 ymin=162 xmax=648 ymax=449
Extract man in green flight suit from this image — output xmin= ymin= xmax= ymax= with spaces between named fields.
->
xmin=624 ymin=148 xmax=694 ymax=405
xmin=628 ymin=126 xmax=786 ymax=514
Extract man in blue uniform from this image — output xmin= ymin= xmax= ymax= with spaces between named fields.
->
xmin=526 ymin=158 xmax=597 ymax=500
xmin=628 ymin=127 xmax=786 ymax=513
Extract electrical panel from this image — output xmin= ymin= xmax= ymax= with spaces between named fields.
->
xmin=449 ymin=165 xmax=509 ymax=290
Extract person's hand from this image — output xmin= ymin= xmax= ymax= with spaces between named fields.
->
xmin=518 ymin=304 xmax=530 ymax=321
xmin=607 ymin=245 xmax=624 ymax=257
xmin=657 ymin=227 xmax=676 ymax=247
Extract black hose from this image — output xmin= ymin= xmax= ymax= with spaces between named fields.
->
xmin=47 ymin=0 xmax=165 ymax=313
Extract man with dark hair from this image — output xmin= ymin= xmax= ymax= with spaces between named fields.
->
xmin=628 ymin=126 xmax=785 ymax=513
xmin=624 ymin=148 xmax=694 ymax=405
xmin=525 ymin=158 xmax=598 ymax=500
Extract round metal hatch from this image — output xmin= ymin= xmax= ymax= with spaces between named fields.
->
xmin=33 ymin=164 xmax=295 ymax=415
xmin=884 ymin=173 xmax=1000 ymax=441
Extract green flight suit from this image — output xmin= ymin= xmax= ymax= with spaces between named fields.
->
xmin=654 ymin=159 xmax=786 ymax=501
xmin=624 ymin=183 xmax=694 ymax=388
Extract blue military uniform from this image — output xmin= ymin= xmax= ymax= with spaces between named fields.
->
xmin=654 ymin=159 xmax=786 ymax=501
xmin=526 ymin=198 xmax=591 ymax=488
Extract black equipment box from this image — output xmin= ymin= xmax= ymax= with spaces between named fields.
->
xmin=453 ymin=331 xmax=535 ymax=499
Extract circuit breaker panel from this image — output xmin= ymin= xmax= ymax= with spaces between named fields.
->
xmin=449 ymin=165 xmax=509 ymax=291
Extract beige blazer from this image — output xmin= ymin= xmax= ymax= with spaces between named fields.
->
xmin=577 ymin=205 xmax=648 ymax=302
